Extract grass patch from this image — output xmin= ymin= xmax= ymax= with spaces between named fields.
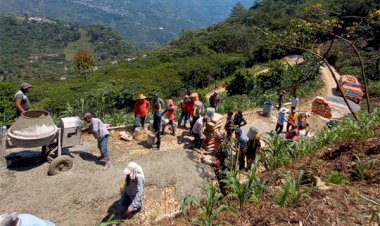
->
xmin=64 ymin=28 xmax=94 ymax=61
xmin=323 ymin=171 xmax=348 ymax=185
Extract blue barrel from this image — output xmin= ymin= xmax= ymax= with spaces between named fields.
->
xmin=262 ymin=102 xmax=273 ymax=117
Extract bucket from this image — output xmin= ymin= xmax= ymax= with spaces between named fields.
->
xmin=133 ymin=128 xmax=145 ymax=141
xmin=262 ymin=102 xmax=273 ymax=117
xmin=146 ymin=131 xmax=156 ymax=147
xmin=247 ymin=126 xmax=258 ymax=140
xmin=206 ymin=107 xmax=215 ymax=119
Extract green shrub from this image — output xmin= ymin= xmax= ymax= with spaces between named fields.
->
xmin=323 ymin=171 xmax=348 ymax=185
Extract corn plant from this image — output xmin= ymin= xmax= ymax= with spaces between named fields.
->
xmin=262 ymin=132 xmax=294 ymax=169
xmin=322 ymin=170 xmax=348 ymax=185
xmin=222 ymin=156 xmax=266 ymax=208
xmin=351 ymin=154 xmax=376 ymax=181
xmin=102 ymin=111 xmax=135 ymax=126
xmin=180 ymin=183 xmax=234 ymax=226
xmin=273 ymin=170 xmax=312 ymax=207
xmin=99 ymin=214 xmax=123 ymax=226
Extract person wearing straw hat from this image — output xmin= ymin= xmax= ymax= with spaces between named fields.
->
xmin=120 ymin=162 xmax=145 ymax=219
xmin=0 ymin=212 xmax=55 ymax=226
xmin=14 ymin=82 xmax=32 ymax=117
xmin=133 ymin=94 xmax=151 ymax=133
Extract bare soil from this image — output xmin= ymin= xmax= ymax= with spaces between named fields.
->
xmin=159 ymin=126 xmax=380 ymax=226
xmin=0 ymin=127 xmax=214 ymax=225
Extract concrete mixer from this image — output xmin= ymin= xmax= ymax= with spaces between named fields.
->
xmin=3 ymin=111 xmax=82 ymax=175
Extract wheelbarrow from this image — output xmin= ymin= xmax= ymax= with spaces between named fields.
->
xmin=4 ymin=111 xmax=82 ymax=175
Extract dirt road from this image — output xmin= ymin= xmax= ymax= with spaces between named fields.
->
xmin=0 ymin=130 xmax=214 ymax=225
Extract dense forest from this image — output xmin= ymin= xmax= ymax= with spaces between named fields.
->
xmin=0 ymin=14 xmax=136 ymax=81
xmin=0 ymin=0 xmax=379 ymax=126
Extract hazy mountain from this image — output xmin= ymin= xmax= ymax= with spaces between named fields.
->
xmin=0 ymin=0 xmax=255 ymax=49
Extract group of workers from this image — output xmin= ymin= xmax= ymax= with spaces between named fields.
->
xmin=8 ymin=82 xmax=311 ymax=222
xmin=275 ymin=91 xmax=308 ymax=142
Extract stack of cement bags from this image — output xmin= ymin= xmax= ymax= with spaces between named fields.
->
xmin=202 ymin=110 xmax=225 ymax=154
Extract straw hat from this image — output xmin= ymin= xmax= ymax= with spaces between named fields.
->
xmin=138 ymin=94 xmax=146 ymax=100
xmin=190 ymin=93 xmax=198 ymax=98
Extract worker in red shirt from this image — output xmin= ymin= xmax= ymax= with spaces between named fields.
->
xmin=133 ymin=94 xmax=151 ymax=133
xmin=177 ymin=95 xmax=190 ymax=128
xmin=162 ymin=97 xmax=176 ymax=136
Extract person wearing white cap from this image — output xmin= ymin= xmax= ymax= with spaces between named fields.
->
xmin=0 ymin=212 xmax=55 ymax=226
xmin=120 ymin=162 xmax=145 ymax=219
xmin=14 ymin=82 xmax=32 ymax=117
xmin=275 ymin=108 xmax=288 ymax=134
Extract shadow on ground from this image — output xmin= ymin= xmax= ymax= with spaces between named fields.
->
xmin=101 ymin=200 xmax=124 ymax=223
xmin=70 ymin=150 xmax=106 ymax=166
xmin=5 ymin=150 xmax=45 ymax=171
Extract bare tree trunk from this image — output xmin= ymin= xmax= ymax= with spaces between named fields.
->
xmin=331 ymin=34 xmax=371 ymax=114
xmin=323 ymin=37 xmax=335 ymax=60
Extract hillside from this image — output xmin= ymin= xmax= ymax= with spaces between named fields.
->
xmin=0 ymin=0 xmax=255 ymax=49
xmin=0 ymin=14 xmax=136 ymax=81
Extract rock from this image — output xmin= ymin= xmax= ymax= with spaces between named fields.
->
xmin=314 ymin=176 xmax=330 ymax=190
xmin=201 ymin=155 xmax=219 ymax=167
xmin=119 ymin=131 xmax=132 ymax=141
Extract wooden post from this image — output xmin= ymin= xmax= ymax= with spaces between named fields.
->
xmin=0 ymin=126 xmax=7 ymax=169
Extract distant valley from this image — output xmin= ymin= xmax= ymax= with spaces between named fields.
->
xmin=0 ymin=0 xmax=255 ymax=49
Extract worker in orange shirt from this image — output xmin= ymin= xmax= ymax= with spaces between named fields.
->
xmin=162 ymin=97 xmax=176 ymax=136
xmin=286 ymin=110 xmax=298 ymax=132
xmin=133 ymin=94 xmax=151 ymax=133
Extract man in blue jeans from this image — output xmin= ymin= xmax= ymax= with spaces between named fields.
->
xmin=83 ymin=112 xmax=110 ymax=164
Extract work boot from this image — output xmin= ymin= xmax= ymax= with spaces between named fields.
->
xmin=100 ymin=156 xmax=109 ymax=163
xmin=97 ymin=155 xmax=104 ymax=161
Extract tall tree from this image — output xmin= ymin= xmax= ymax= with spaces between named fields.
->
xmin=73 ymin=49 xmax=95 ymax=81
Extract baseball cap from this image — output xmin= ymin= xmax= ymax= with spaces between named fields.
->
xmin=20 ymin=83 xmax=32 ymax=90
